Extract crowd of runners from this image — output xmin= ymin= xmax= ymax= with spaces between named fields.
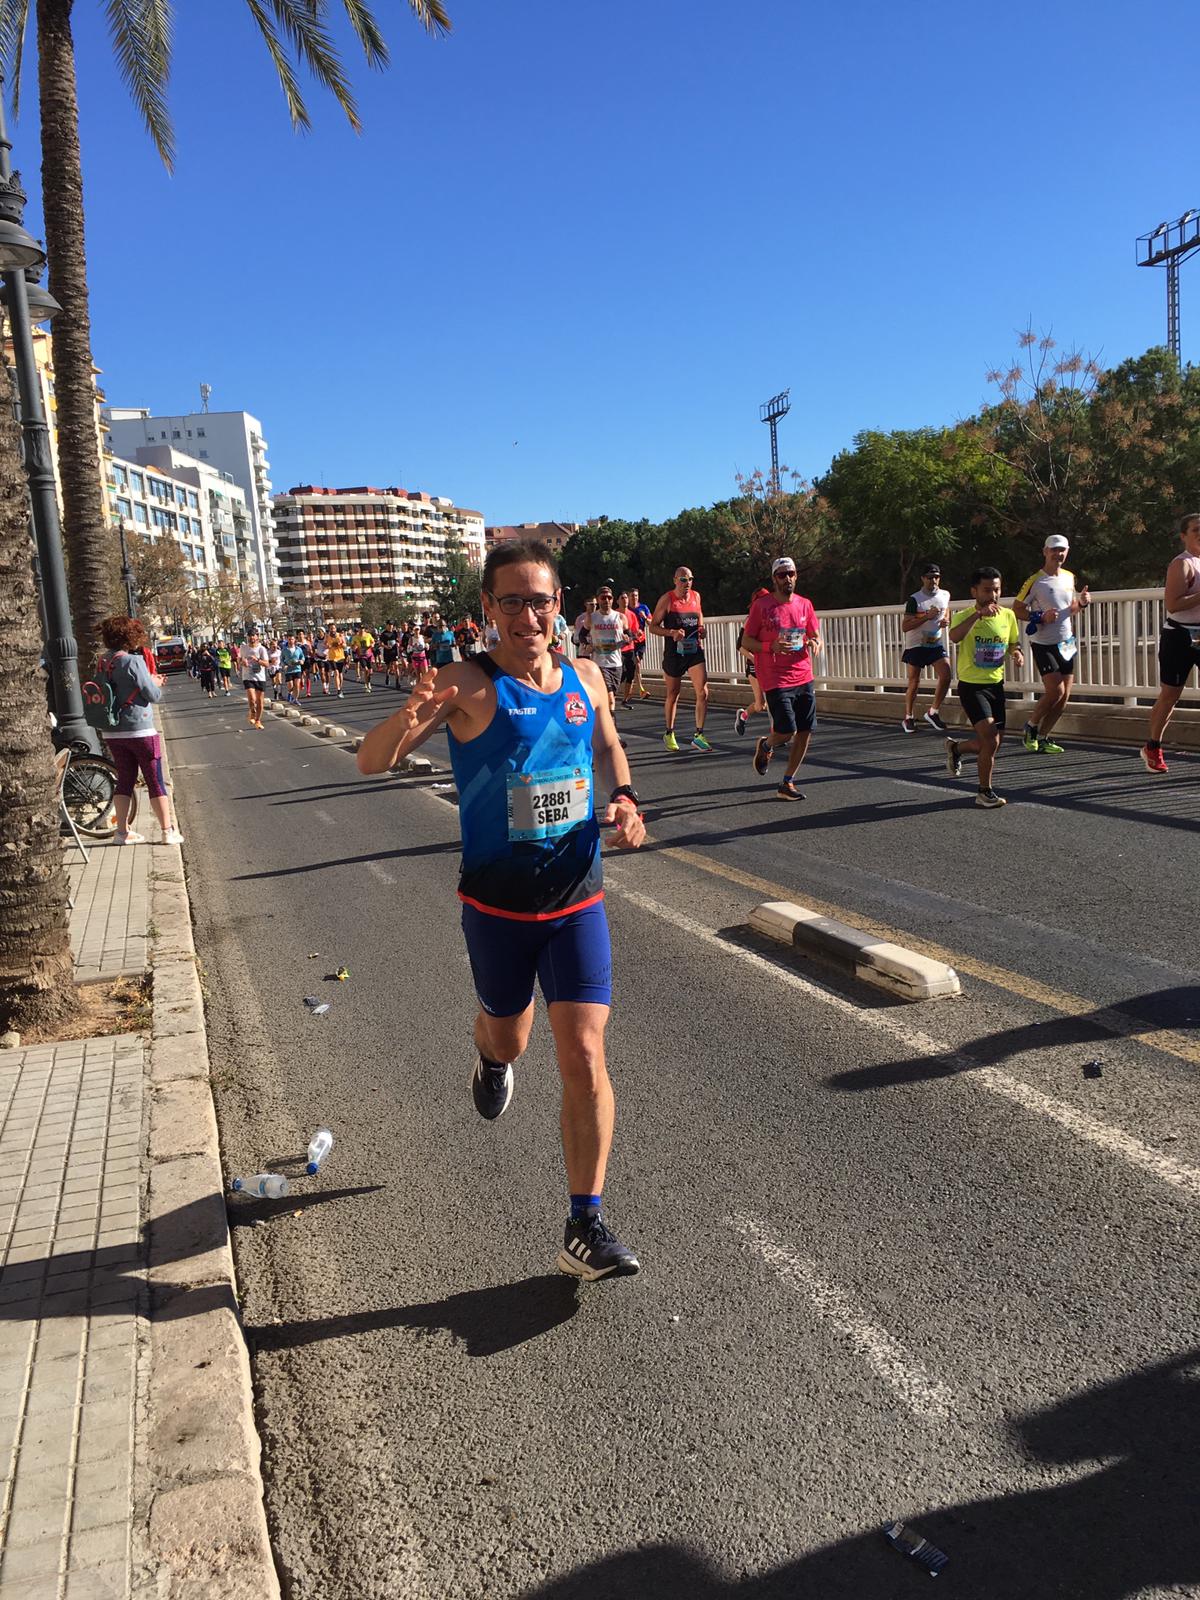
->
xmin=156 ymin=523 xmax=1199 ymax=1284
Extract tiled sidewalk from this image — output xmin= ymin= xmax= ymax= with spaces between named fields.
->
xmin=67 ymin=847 xmax=149 ymax=985
xmin=0 ymin=1034 xmax=145 ymax=1598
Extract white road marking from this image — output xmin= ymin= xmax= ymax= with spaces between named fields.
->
xmin=313 ymin=808 xmax=336 ymax=825
xmin=611 ymin=883 xmax=1200 ymax=1202
xmin=727 ymin=1213 xmax=956 ymax=1423
xmin=366 ymin=862 xmax=396 ymax=885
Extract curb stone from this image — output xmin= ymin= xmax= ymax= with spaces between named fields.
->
xmin=321 ymin=724 xmax=347 ymax=738
xmin=133 ymin=844 xmax=280 ymax=1599
xmin=750 ymin=899 xmax=961 ymax=1002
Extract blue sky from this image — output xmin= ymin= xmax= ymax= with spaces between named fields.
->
xmin=19 ymin=0 xmax=1198 ymax=524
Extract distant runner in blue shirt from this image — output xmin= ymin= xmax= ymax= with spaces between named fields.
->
xmin=358 ymin=538 xmax=646 ymax=1281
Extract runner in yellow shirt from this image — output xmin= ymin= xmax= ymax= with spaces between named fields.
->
xmin=942 ymin=566 xmax=1024 ymax=808
xmin=352 ymin=627 xmax=376 ymax=693
xmin=324 ymin=628 xmax=347 ymax=698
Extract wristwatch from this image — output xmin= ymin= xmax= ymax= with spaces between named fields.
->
xmin=609 ymin=784 xmax=640 ymax=809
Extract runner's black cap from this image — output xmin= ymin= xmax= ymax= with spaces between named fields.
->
xmin=922 ymin=563 xmax=941 ymax=576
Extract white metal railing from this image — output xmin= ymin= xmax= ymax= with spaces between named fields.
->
xmin=639 ymin=589 xmax=1195 ymax=707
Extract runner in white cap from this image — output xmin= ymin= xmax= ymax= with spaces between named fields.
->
xmin=1014 ymin=535 xmax=1089 ymax=755
xmin=900 ymin=563 xmax=951 ymax=734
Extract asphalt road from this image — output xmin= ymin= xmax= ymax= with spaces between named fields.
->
xmin=164 ymin=673 xmax=1200 ymax=1600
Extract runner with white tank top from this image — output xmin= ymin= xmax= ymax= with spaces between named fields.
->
xmin=1143 ymin=513 xmax=1200 ymax=772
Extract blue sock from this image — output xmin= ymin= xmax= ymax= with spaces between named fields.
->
xmin=570 ymin=1193 xmax=602 ymax=1221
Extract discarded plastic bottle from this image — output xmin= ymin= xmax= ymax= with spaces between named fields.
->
xmin=306 ymin=1128 xmax=334 ymax=1175
xmin=230 ymin=1174 xmax=289 ymax=1200
xmin=883 ymin=1521 xmax=948 ymax=1576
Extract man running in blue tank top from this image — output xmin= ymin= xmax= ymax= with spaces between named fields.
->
xmin=357 ymin=539 xmax=646 ymax=1280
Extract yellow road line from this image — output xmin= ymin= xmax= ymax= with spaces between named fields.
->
xmin=660 ymin=844 xmax=1200 ymax=1068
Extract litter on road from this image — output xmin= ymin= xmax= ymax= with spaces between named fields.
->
xmin=335 ymin=965 xmax=349 ymax=981
xmin=306 ymin=1127 xmax=334 ymax=1174
xmin=310 ymin=1003 xmax=331 ymax=1016
xmin=1082 ymin=1059 xmax=1104 ymax=1079
xmin=230 ymin=1174 xmax=290 ymax=1200
xmin=883 ymin=1521 xmax=948 ymax=1575
xmin=302 ymin=996 xmax=322 ymax=1008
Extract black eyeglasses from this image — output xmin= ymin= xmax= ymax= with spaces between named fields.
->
xmin=487 ymin=592 xmax=558 ymax=617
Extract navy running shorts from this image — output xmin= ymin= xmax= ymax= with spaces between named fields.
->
xmin=461 ymin=899 xmax=612 ymax=1016
xmin=765 ymin=683 xmax=817 ymax=736
xmin=901 ymin=643 xmax=948 ymax=668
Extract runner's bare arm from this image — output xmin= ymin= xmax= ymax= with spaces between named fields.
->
xmin=356 ymin=665 xmax=465 ymax=774
xmin=647 ymin=594 xmax=681 ymax=641
xmin=1165 ymin=559 xmax=1200 ymax=614
xmin=575 ymin=660 xmax=644 ymax=847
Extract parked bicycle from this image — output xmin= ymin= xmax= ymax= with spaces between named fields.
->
xmin=60 ymin=751 xmax=139 ymax=839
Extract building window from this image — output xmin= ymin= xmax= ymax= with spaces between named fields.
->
xmin=134 ymin=503 xmax=148 ymax=525
xmin=115 ymin=497 xmax=131 ymax=518
xmin=199 ymin=450 xmax=208 ymax=459
xmin=175 ymin=487 xmax=187 ymax=507
xmin=172 ymin=430 xmax=181 ymax=439
xmin=187 ymin=491 xmax=198 ymax=510
xmin=112 ymin=463 xmax=127 ymax=488
xmin=130 ymin=471 xmax=143 ymax=494
xmin=197 ymin=428 xmax=205 ymax=438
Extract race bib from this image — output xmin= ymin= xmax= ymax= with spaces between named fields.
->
xmin=974 ymin=637 xmax=1007 ymax=669
xmin=507 ymin=767 xmax=592 ymax=841
xmin=678 ymin=630 xmax=700 ymax=654
xmin=1058 ymin=636 xmax=1077 ymax=663
xmin=777 ymin=627 xmax=806 ymax=653
xmin=1185 ymin=624 xmax=1200 ymax=648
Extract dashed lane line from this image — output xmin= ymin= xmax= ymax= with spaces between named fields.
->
xmin=658 ymin=845 xmax=1200 ymax=1069
xmin=727 ymin=1213 xmax=957 ymax=1423
xmin=610 ymin=882 xmax=1200 ymax=1204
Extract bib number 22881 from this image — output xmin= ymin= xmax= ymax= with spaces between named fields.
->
xmin=507 ymin=767 xmax=592 ymax=841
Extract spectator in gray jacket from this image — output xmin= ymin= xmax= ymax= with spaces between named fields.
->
xmin=97 ymin=615 xmax=184 ymax=846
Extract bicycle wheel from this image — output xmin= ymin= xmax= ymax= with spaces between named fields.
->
xmin=63 ymin=756 xmax=119 ymax=838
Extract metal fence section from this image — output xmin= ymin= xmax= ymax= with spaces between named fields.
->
xmin=639 ymin=589 xmax=1192 ymax=706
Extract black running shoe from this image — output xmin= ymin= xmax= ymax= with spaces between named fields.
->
xmin=471 ymin=1055 xmax=513 ymax=1120
xmin=923 ymin=709 xmax=948 ymax=734
xmin=753 ymin=735 xmax=773 ymax=777
xmin=558 ymin=1214 xmax=640 ymax=1280
xmin=944 ymin=738 xmax=962 ymax=779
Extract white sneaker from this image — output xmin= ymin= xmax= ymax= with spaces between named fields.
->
xmin=162 ymin=829 xmax=185 ymax=845
xmin=115 ymin=830 xmax=145 ymax=845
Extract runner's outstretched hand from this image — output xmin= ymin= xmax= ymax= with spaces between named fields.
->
xmin=403 ymin=668 xmax=457 ymax=739
xmin=605 ymin=800 xmax=645 ymax=850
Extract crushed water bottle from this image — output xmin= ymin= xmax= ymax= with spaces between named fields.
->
xmin=306 ymin=1128 xmax=334 ymax=1175
xmin=1025 ymin=607 xmax=1044 ymax=636
xmin=230 ymin=1174 xmax=289 ymax=1200
xmin=883 ymin=1521 xmax=948 ymax=1575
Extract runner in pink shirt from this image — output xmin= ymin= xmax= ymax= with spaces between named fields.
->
xmin=742 ymin=557 xmax=822 ymax=800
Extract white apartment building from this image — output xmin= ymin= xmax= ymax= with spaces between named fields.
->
xmin=105 ymin=407 xmax=279 ymax=599
xmin=272 ymin=485 xmax=485 ymax=618
xmin=104 ymin=447 xmax=251 ymax=596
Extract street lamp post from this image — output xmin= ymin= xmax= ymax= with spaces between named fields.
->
xmin=116 ymin=519 xmax=137 ymax=615
xmin=0 ymin=74 xmax=97 ymax=753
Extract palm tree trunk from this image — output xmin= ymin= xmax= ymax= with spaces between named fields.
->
xmin=36 ymin=0 xmax=115 ymax=665
xmin=0 ymin=352 xmax=80 ymax=1034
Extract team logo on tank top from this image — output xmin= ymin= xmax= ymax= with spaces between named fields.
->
xmin=564 ymin=692 xmax=588 ymax=726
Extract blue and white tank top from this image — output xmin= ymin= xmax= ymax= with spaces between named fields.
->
xmin=448 ymin=655 xmax=602 ymax=919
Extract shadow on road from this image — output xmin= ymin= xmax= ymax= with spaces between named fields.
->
xmin=230 ymin=839 xmax=459 ymax=881
xmin=248 ymin=1272 xmax=579 ymax=1359
xmin=825 ymin=984 xmax=1200 ymax=1091
xmin=520 ymin=1349 xmax=1200 ymax=1600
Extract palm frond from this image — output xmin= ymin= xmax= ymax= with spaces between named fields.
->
xmin=405 ymin=0 xmax=452 ymax=35
xmin=262 ymin=0 xmax=360 ymax=131
xmin=339 ymin=0 xmax=388 ymax=66
xmin=105 ymin=0 xmax=175 ymax=171
xmin=243 ymin=0 xmax=313 ymax=132
xmin=0 ymin=0 xmax=32 ymax=117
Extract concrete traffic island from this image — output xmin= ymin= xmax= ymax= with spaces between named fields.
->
xmin=751 ymin=900 xmax=961 ymax=1001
